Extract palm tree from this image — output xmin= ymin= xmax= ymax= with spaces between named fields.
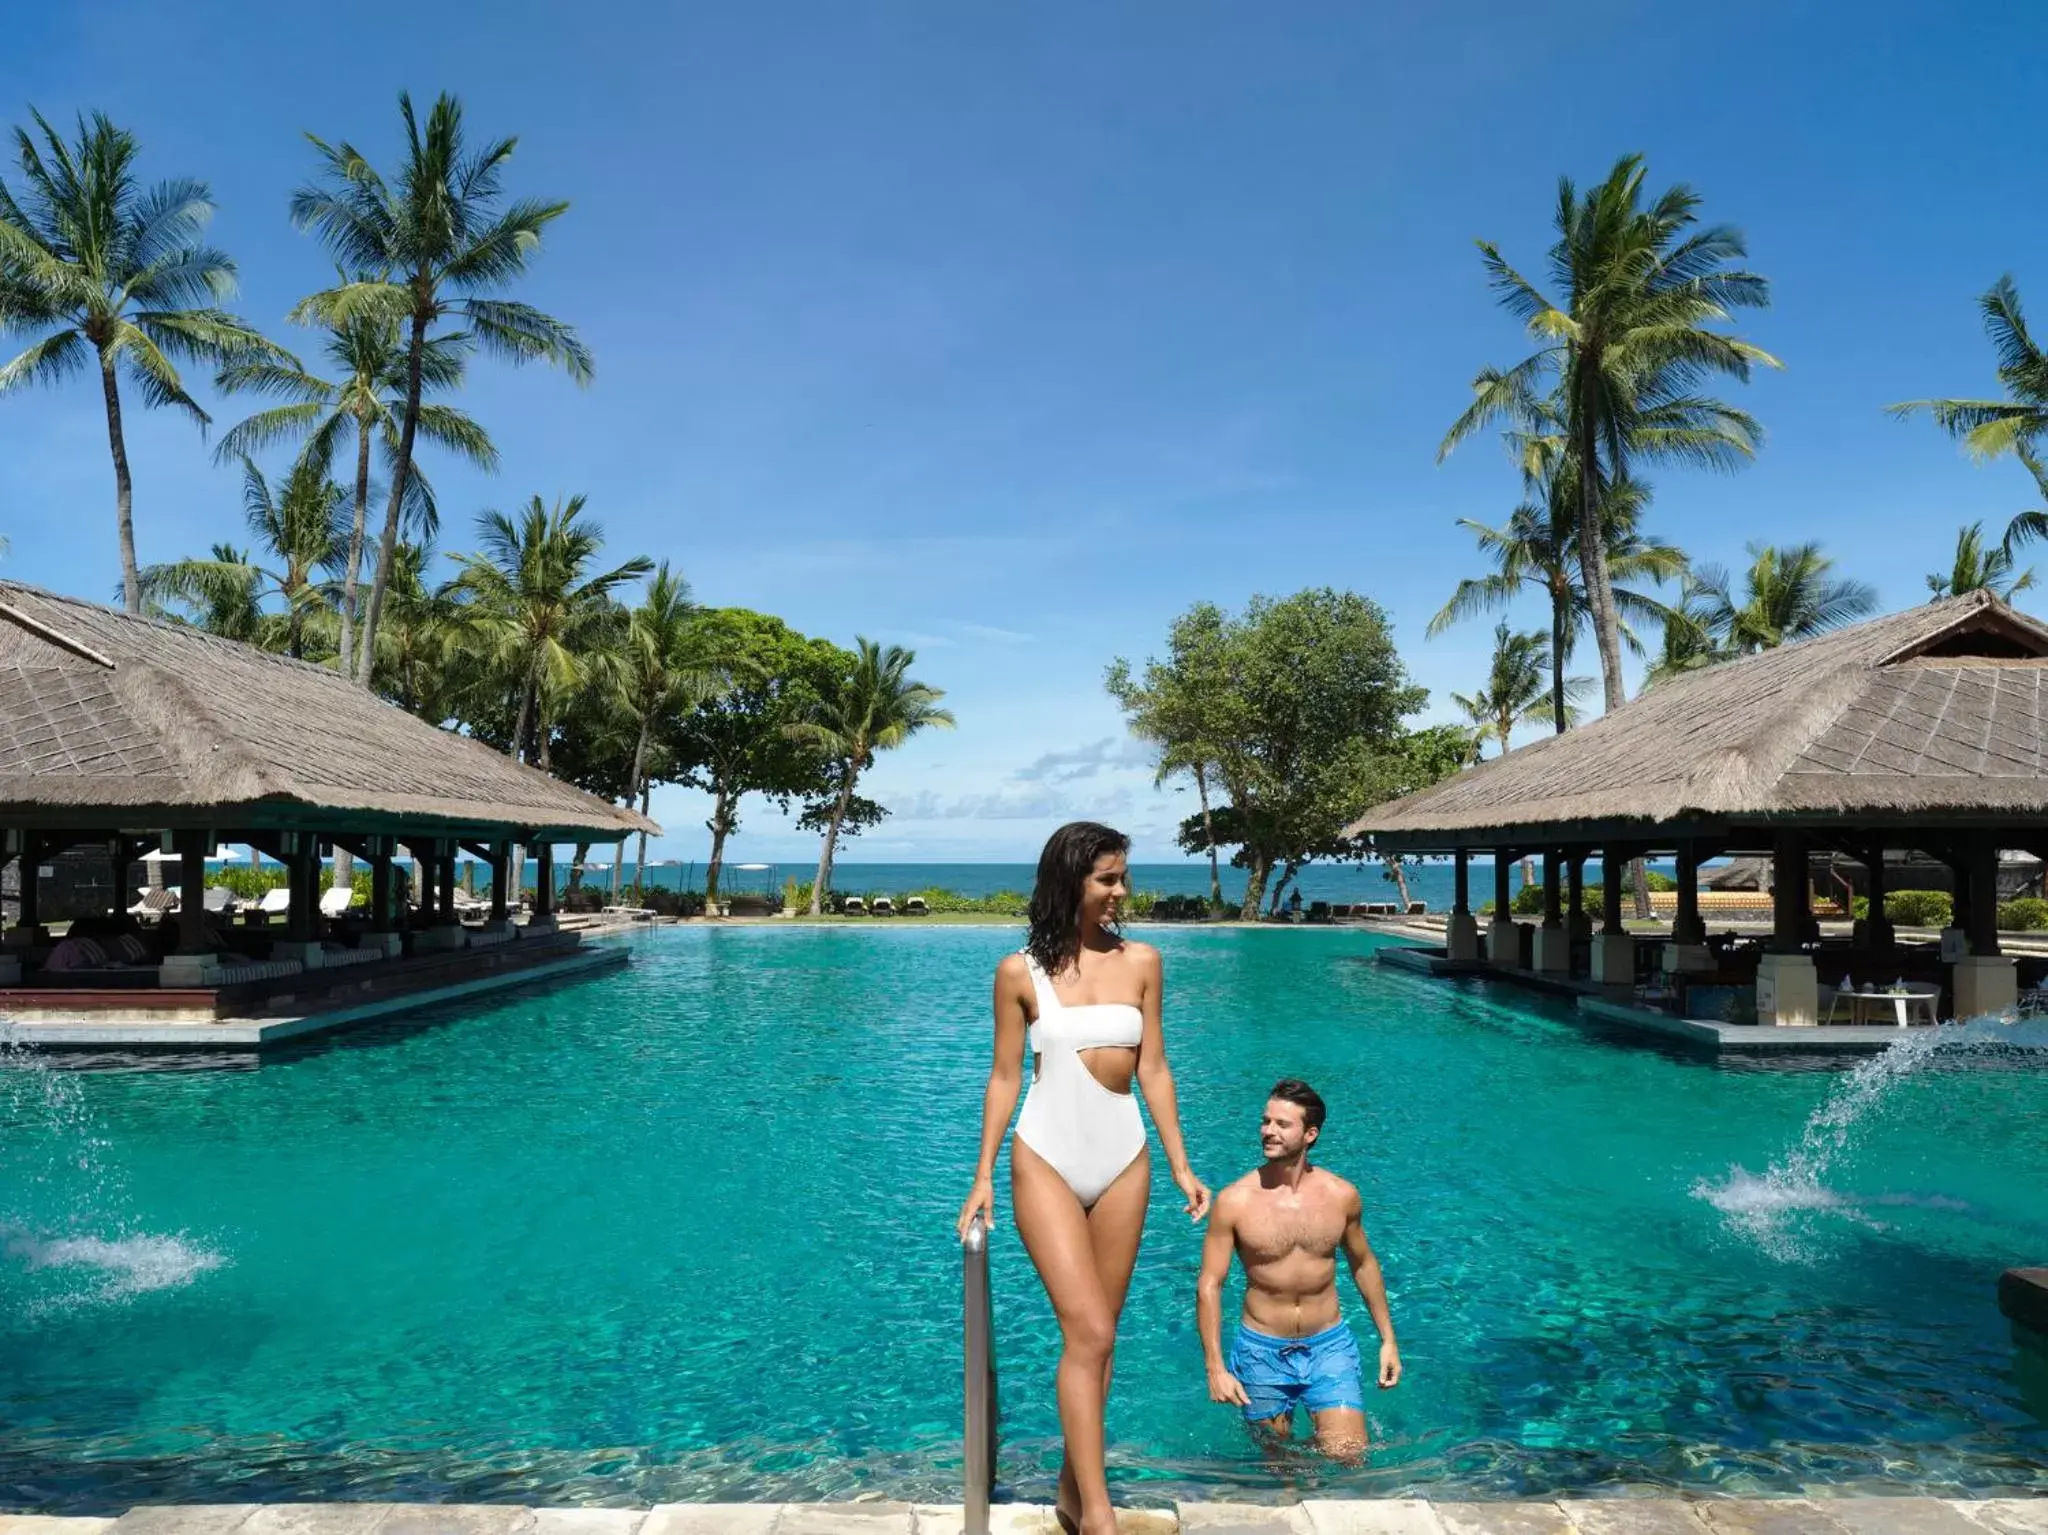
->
xmin=792 ymin=640 xmax=953 ymax=914
xmin=1643 ymin=579 xmax=1729 ymax=686
xmin=600 ymin=565 xmax=747 ymax=904
xmin=449 ymin=495 xmax=652 ymax=769
xmin=290 ymin=92 xmax=591 ymax=691
xmin=1693 ymin=542 xmax=1878 ymax=654
xmin=1451 ymin=624 xmax=1577 ymax=758
xmin=1928 ymin=521 xmax=2036 ymax=600
xmin=0 ymin=110 xmax=287 ymax=612
xmin=216 ymin=308 xmax=495 ymax=680
xmin=1430 ymin=470 xmax=1684 ymax=732
xmin=138 ymin=455 xmax=347 ymax=658
xmin=367 ymin=540 xmax=463 ymax=721
xmin=1441 ymin=154 xmax=1776 ymax=715
xmin=141 ymin=541 xmax=263 ymax=642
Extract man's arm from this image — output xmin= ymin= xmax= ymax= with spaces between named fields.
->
xmin=1340 ymin=1187 xmax=1402 ymax=1389
xmin=1196 ymin=1190 xmax=1248 ymax=1406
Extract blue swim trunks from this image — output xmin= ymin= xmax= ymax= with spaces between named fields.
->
xmin=1228 ymin=1321 xmax=1365 ymax=1423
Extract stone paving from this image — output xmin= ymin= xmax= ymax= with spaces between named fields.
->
xmin=4 ymin=1501 xmax=2046 ymax=1535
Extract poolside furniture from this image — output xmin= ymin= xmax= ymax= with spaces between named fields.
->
xmin=872 ymin=896 xmax=896 ymax=917
xmin=127 ymin=887 xmax=179 ymax=923
xmin=904 ymin=895 xmax=929 ymax=916
xmin=1306 ymin=901 xmax=1331 ymax=924
xmin=1407 ymin=901 xmax=1429 ymax=916
xmin=1328 ymin=903 xmax=1353 ymax=920
xmin=1845 ymin=983 xmax=1941 ymax=1027
xmin=255 ymin=887 xmax=291 ymax=918
xmin=319 ymin=886 xmax=356 ymax=918
xmin=203 ymin=885 xmax=237 ymax=915
xmin=843 ymin=896 xmax=867 ymax=917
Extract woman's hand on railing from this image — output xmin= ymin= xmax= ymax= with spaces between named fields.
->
xmin=957 ymin=1174 xmax=996 ymax=1241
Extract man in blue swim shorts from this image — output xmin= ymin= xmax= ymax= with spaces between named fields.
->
xmin=1195 ymin=1079 xmax=1400 ymax=1458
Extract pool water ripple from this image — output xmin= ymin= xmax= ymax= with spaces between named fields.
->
xmin=1 ymin=926 xmax=2043 ymax=1513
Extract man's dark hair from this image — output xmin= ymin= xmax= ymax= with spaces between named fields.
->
xmin=1268 ymin=1078 xmax=1326 ymax=1134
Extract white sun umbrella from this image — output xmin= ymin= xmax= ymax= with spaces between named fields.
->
xmin=139 ymin=845 xmax=236 ymax=863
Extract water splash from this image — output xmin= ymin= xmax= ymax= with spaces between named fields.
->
xmin=0 ymin=1040 xmax=226 ymax=1310
xmin=1695 ymin=1013 xmax=2048 ymax=1259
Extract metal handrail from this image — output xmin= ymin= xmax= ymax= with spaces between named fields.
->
xmin=963 ymin=1213 xmax=998 ymax=1535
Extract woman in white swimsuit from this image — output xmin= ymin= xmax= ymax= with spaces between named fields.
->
xmin=957 ymin=821 xmax=1210 ymax=1535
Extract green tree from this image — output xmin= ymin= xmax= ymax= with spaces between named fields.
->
xmin=1429 ymin=470 xmax=1683 ymax=732
xmin=448 ymin=495 xmax=652 ymax=768
xmin=1150 ymin=588 xmax=1425 ymax=915
xmin=1442 ymin=154 xmax=1775 ymax=715
xmin=141 ymin=540 xmax=262 ymax=642
xmin=1694 ymin=541 xmax=1878 ymax=653
xmin=1451 ymin=623 xmax=1573 ymax=757
xmin=367 ymin=540 xmax=463 ymax=721
xmin=1644 ymin=579 xmax=1729 ymax=686
xmin=216 ymin=307 xmax=495 ymax=680
xmin=790 ymin=639 xmax=953 ymax=915
xmin=669 ymin=610 xmax=851 ymax=910
xmin=1927 ymin=521 xmax=2036 ymax=600
xmin=291 ymin=92 xmax=590 ymax=691
xmin=0 ymin=110 xmax=287 ymax=612
xmin=1106 ymin=602 xmax=1237 ymax=907
xmin=138 ymin=455 xmax=347 ymax=659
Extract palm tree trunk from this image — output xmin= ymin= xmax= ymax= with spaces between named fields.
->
xmin=615 ymin=716 xmax=650 ymax=902
xmin=1268 ymin=859 xmax=1300 ymax=917
xmin=356 ymin=307 xmax=427 ymax=690
xmin=100 ymin=356 xmax=141 ymax=615
xmin=808 ymin=768 xmax=857 ymax=916
xmin=567 ymin=842 xmax=589 ymax=892
xmin=1550 ymin=591 xmax=1569 ymax=734
xmin=339 ymin=420 xmax=372 ymax=681
xmin=705 ymin=787 xmax=733 ymax=909
xmin=1195 ymin=762 xmax=1222 ymax=907
xmin=512 ymin=671 xmax=538 ymax=766
xmin=635 ymin=784 xmax=652 ymax=898
xmin=1575 ymin=403 xmax=1627 ymax=713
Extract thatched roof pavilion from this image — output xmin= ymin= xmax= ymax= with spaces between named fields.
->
xmin=0 ymin=581 xmax=660 ymax=991
xmin=1347 ymin=590 xmax=2048 ymax=1025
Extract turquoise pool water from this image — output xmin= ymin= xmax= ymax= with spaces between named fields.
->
xmin=2 ymin=926 xmax=2044 ymax=1512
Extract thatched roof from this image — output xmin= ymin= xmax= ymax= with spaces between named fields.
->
xmin=0 ymin=582 xmax=658 ymax=841
xmin=1349 ymin=590 xmax=2048 ymax=850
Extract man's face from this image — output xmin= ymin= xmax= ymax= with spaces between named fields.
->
xmin=1259 ymin=1098 xmax=1316 ymax=1162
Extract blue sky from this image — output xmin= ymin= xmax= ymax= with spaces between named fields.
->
xmin=4 ymin=2 xmax=2047 ymax=864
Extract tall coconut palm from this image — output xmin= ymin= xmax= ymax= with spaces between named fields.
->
xmin=0 ymin=110 xmax=288 ymax=612
xmin=600 ymin=565 xmax=748 ymax=903
xmin=138 ymin=455 xmax=347 ymax=658
xmin=791 ymin=640 xmax=953 ymax=914
xmin=291 ymin=92 xmax=591 ymax=690
xmin=367 ymin=540 xmax=464 ymax=721
xmin=1441 ymin=154 xmax=1776 ymax=715
xmin=449 ymin=495 xmax=651 ymax=769
xmin=1451 ymin=623 xmax=1579 ymax=758
xmin=1642 ymin=579 xmax=1729 ymax=686
xmin=1430 ymin=470 xmax=1684 ymax=733
xmin=1928 ymin=521 xmax=2036 ymax=600
xmin=141 ymin=541 xmax=262 ymax=642
xmin=216 ymin=308 xmax=495 ymax=680
xmin=1693 ymin=542 xmax=1878 ymax=654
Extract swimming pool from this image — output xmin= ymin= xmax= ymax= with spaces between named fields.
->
xmin=2 ymin=926 xmax=2043 ymax=1512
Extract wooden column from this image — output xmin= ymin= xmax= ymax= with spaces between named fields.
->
xmin=15 ymin=834 xmax=39 ymax=931
xmin=1541 ymin=851 xmax=1562 ymax=926
xmin=1601 ymin=847 xmax=1626 ymax=936
xmin=370 ymin=852 xmax=394 ymax=931
xmin=1862 ymin=843 xmax=1892 ymax=950
xmin=176 ymin=830 xmax=211 ymax=954
xmin=1674 ymin=840 xmax=1704 ymax=944
xmin=1567 ymin=853 xmax=1586 ymax=924
xmin=418 ymin=846 xmax=438 ymax=919
xmin=490 ymin=844 xmax=509 ymax=922
xmin=439 ymin=850 xmax=457 ymax=924
xmin=288 ymin=842 xmax=316 ymax=943
xmin=1452 ymin=849 xmax=1469 ymax=916
xmin=534 ymin=843 xmax=556 ymax=918
xmin=1493 ymin=849 xmax=1512 ymax=917
xmin=1965 ymin=837 xmax=2000 ymax=956
xmin=1771 ymin=830 xmax=1810 ymax=953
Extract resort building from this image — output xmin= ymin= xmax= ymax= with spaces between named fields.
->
xmin=1347 ymin=590 xmax=2048 ymax=1031
xmin=0 ymin=581 xmax=656 ymax=1044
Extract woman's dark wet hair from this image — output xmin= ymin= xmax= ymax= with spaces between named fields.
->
xmin=1026 ymin=821 xmax=1130 ymax=976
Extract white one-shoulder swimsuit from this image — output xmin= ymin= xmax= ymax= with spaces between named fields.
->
xmin=1013 ymin=951 xmax=1147 ymax=1207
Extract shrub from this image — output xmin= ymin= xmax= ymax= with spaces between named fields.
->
xmin=1998 ymin=896 xmax=2048 ymax=931
xmin=1510 ymin=885 xmax=1546 ymax=916
xmin=1885 ymin=889 xmax=1953 ymax=928
xmin=903 ymin=886 xmax=1030 ymax=916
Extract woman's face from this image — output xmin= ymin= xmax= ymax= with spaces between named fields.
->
xmin=1079 ymin=851 xmax=1129 ymax=931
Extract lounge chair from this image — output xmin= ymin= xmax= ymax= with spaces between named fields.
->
xmin=255 ymin=887 xmax=291 ymax=917
xmin=842 ymin=896 xmax=866 ymax=917
xmin=872 ymin=896 xmax=895 ymax=917
xmin=127 ymin=887 xmax=179 ymax=922
xmin=203 ymin=885 xmax=237 ymax=915
xmin=904 ymin=895 xmax=929 ymax=916
xmin=319 ymin=886 xmax=356 ymax=918
xmin=1407 ymin=901 xmax=1428 ymax=916
xmin=1307 ymin=901 xmax=1331 ymax=924
xmin=1329 ymin=903 xmax=1353 ymax=920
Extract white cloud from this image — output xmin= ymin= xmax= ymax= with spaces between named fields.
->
xmin=956 ymin=621 xmax=1036 ymax=644
xmin=1014 ymin=736 xmax=1154 ymax=784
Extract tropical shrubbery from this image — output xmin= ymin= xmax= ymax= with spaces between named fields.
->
xmin=1883 ymin=889 xmax=1954 ymax=928
xmin=1998 ymin=897 xmax=2048 ymax=931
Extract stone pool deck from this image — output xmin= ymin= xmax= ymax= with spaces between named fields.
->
xmin=10 ymin=1500 xmax=2048 ymax=1535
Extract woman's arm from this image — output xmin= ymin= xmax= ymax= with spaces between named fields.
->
xmin=1132 ymin=943 xmax=1211 ymax=1221
xmin=956 ymin=954 xmax=1031 ymax=1237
